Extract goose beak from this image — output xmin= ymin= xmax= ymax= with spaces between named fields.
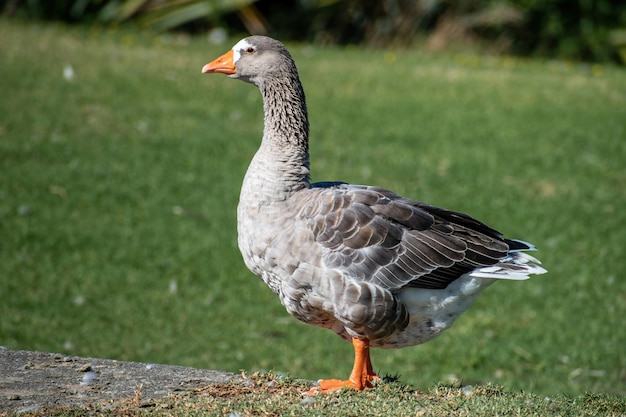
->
xmin=202 ymin=50 xmax=236 ymax=75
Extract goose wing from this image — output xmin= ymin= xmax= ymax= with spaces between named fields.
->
xmin=304 ymin=183 xmax=513 ymax=290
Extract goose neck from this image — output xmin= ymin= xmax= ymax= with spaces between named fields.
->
xmin=250 ymin=75 xmax=310 ymax=192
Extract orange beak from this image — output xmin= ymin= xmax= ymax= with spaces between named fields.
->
xmin=202 ymin=49 xmax=236 ymax=75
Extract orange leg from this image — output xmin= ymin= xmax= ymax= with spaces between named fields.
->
xmin=305 ymin=338 xmax=380 ymax=395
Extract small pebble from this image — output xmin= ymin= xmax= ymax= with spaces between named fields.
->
xmin=80 ymin=371 xmax=98 ymax=386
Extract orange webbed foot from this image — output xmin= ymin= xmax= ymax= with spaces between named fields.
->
xmin=303 ymin=338 xmax=380 ymax=395
xmin=304 ymin=375 xmax=379 ymax=395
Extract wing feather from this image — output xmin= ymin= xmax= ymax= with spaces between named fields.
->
xmin=306 ymin=183 xmax=527 ymax=291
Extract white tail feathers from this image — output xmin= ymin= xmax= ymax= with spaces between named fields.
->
xmin=469 ymin=251 xmax=547 ymax=280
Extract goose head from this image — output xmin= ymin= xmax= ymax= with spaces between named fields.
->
xmin=202 ymin=36 xmax=296 ymax=87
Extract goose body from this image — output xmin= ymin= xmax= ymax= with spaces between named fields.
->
xmin=202 ymin=36 xmax=546 ymax=393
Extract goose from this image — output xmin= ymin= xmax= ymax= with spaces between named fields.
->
xmin=202 ymin=36 xmax=547 ymax=394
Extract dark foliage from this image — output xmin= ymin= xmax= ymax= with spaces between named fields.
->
xmin=2 ymin=0 xmax=625 ymax=63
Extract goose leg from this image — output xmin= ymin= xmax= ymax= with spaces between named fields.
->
xmin=305 ymin=338 xmax=379 ymax=395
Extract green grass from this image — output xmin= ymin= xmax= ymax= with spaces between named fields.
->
xmin=1 ymin=18 xmax=625 ymax=404
xmin=19 ymin=373 xmax=626 ymax=416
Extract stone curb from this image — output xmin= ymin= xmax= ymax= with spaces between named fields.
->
xmin=0 ymin=349 xmax=241 ymax=414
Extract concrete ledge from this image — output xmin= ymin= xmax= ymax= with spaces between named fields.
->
xmin=0 ymin=349 xmax=241 ymax=414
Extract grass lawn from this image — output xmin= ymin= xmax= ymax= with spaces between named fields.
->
xmin=1 ymin=17 xmax=625 ymax=405
xmin=17 ymin=373 xmax=626 ymax=416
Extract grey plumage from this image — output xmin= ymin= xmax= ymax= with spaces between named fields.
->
xmin=203 ymin=35 xmax=546 ymax=351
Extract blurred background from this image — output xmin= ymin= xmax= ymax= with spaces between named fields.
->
xmin=1 ymin=0 xmax=625 ymax=398
xmin=2 ymin=0 xmax=625 ymax=64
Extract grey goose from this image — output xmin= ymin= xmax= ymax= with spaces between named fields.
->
xmin=202 ymin=36 xmax=547 ymax=394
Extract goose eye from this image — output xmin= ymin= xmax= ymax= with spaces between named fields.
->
xmin=245 ymin=47 xmax=255 ymax=54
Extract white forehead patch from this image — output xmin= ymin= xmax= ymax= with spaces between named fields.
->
xmin=232 ymin=38 xmax=252 ymax=64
